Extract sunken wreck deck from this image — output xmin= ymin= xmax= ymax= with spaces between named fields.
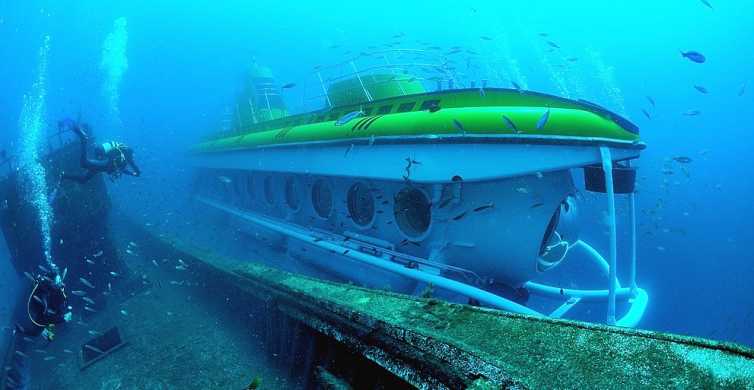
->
xmin=25 ymin=218 xmax=754 ymax=389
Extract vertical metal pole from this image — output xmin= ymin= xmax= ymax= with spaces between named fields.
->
xmin=316 ymin=72 xmax=332 ymax=108
xmin=350 ymin=61 xmax=373 ymax=102
xmin=629 ymin=192 xmax=638 ymax=291
xmin=600 ymin=146 xmax=618 ymax=325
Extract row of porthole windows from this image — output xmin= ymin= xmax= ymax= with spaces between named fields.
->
xmin=204 ymin=172 xmax=432 ymax=240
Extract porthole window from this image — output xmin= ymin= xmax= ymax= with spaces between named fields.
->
xmin=284 ymin=176 xmax=301 ymax=211
xmin=394 ymin=187 xmax=431 ymax=238
xmin=264 ymin=176 xmax=275 ymax=205
xmin=312 ymin=179 xmax=333 ymax=218
xmin=347 ymin=182 xmax=375 ymax=227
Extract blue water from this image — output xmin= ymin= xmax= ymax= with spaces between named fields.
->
xmin=1 ymin=0 xmax=753 ymax=360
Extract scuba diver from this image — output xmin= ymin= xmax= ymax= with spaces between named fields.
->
xmin=4 ymin=271 xmax=72 ymax=389
xmin=59 ymin=119 xmax=141 ymax=183
xmin=15 ymin=270 xmax=72 ymax=341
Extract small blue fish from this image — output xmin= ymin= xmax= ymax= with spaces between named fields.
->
xmin=739 ymin=83 xmax=747 ymax=96
xmin=511 ymin=81 xmax=522 ymax=91
xmin=681 ymin=51 xmax=706 ymax=63
xmin=281 ymin=82 xmax=296 ymax=89
xmin=683 ymin=109 xmax=701 ymax=116
xmin=693 ymin=85 xmax=708 ymax=94
xmin=700 ymin=0 xmax=713 ymax=10
xmin=646 ymin=96 xmax=655 ymax=107
xmin=536 ymin=109 xmax=551 ymax=130
xmin=502 ymin=115 xmax=519 ymax=133
xmin=335 ymin=110 xmax=363 ymax=126
xmin=546 ymin=41 xmax=560 ymax=49
xmin=641 ymin=109 xmax=651 ymax=120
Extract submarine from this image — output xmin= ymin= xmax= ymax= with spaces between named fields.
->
xmin=188 ymin=50 xmax=648 ymax=326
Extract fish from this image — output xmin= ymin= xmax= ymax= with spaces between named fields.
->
xmin=84 ymin=306 xmax=96 ymax=312
xmin=683 ymin=109 xmax=701 ymax=116
xmin=672 ymin=156 xmax=693 ymax=163
xmin=152 ymin=259 xmax=159 ymax=267
xmin=92 ymin=250 xmax=104 ymax=257
xmin=480 ymin=35 xmax=493 ymax=41
xmin=126 ymin=249 xmax=134 ymax=255
xmin=24 ymin=271 xmax=36 ymax=282
xmin=502 ymin=115 xmax=519 ymax=133
xmin=473 ymin=203 xmax=495 ymax=212
xmin=14 ymin=350 xmax=29 ymax=359
xmin=344 ymin=144 xmax=354 ymax=157
xmin=175 ymin=265 xmax=188 ymax=271
xmin=452 ymin=210 xmax=469 ymax=221
xmin=281 ymin=83 xmax=296 ymax=89
xmin=128 ymin=241 xmax=138 ymax=247
xmin=335 ymin=110 xmax=363 ymax=126
xmin=32 ymin=295 xmax=44 ymax=304
xmin=641 ymin=109 xmax=651 ymax=120
xmin=566 ymin=57 xmax=579 ymax=62
xmin=739 ymin=83 xmax=747 ymax=96
xmin=693 ymin=85 xmax=708 ymax=94
xmin=515 ymin=187 xmax=530 ymax=194
xmin=43 ymin=356 xmax=55 ymax=361
xmin=38 ymin=264 xmax=49 ymax=273
xmin=646 ymin=96 xmax=655 ymax=108
xmin=452 ymin=119 xmax=466 ymax=135
xmin=120 ymin=310 xmax=128 ymax=316
xmin=538 ymin=32 xmax=549 ymax=37
xmin=63 ymin=349 xmax=73 ymax=353
xmin=217 ymin=176 xmax=232 ymax=184
xmin=680 ymin=51 xmax=706 ymax=63
xmin=110 ymin=271 xmax=119 ymax=277
xmin=511 ymin=81 xmax=522 ymax=91
xmin=84 ymin=344 xmax=105 ymax=354
xmin=546 ymin=41 xmax=560 ymax=49
xmin=71 ymin=290 xmax=87 ymax=296
xmin=530 ymin=202 xmax=545 ymax=209
xmin=85 ymin=259 xmax=95 ymax=265
xmin=700 ymin=0 xmax=713 ymax=10
xmin=82 ymin=297 xmax=95 ymax=305
xmin=536 ymin=108 xmax=551 ymax=130
xmin=79 ymin=277 xmax=95 ymax=288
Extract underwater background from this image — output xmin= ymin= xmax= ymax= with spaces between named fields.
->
xmin=1 ymin=0 xmax=753 ymax=365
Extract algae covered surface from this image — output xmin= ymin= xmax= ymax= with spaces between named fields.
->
xmin=234 ymin=262 xmax=754 ymax=389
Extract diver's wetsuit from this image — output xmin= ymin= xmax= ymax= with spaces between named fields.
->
xmin=61 ymin=121 xmax=141 ymax=183
xmin=5 ymin=274 xmax=69 ymax=389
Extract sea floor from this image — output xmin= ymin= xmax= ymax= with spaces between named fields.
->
xmin=26 ymin=218 xmax=297 ymax=390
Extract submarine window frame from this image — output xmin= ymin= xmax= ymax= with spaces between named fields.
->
xmin=263 ymin=175 xmax=275 ymax=206
xmin=284 ymin=175 xmax=302 ymax=212
xmin=245 ymin=172 xmax=255 ymax=207
xmin=347 ymin=182 xmax=376 ymax=228
xmin=311 ymin=179 xmax=333 ymax=219
xmin=397 ymin=102 xmax=415 ymax=113
xmin=393 ymin=186 xmax=432 ymax=240
xmin=377 ymin=105 xmax=392 ymax=115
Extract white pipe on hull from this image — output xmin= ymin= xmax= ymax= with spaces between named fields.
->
xmin=198 ymin=196 xmax=542 ymax=317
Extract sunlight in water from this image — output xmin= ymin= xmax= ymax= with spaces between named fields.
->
xmin=101 ymin=17 xmax=129 ymax=127
xmin=18 ymin=34 xmax=57 ymax=274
